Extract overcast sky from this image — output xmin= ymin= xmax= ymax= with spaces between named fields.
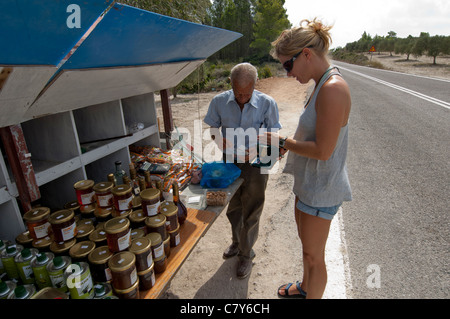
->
xmin=284 ymin=0 xmax=450 ymax=49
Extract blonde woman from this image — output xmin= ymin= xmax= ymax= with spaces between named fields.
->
xmin=260 ymin=19 xmax=352 ymax=299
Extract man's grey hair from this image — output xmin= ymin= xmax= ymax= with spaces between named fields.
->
xmin=230 ymin=63 xmax=258 ymax=87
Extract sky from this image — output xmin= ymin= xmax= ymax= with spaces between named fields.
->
xmin=283 ymin=0 xmax=450 ymax=49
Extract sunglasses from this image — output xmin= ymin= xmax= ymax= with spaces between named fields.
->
xmin=282 ymin=46 xmax=312 ymax=73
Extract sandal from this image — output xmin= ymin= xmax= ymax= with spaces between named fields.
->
xmin=277 ymin=281 xmax=307 ymax=299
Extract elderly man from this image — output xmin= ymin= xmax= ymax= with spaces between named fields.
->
xmin=204 ymin=62 xmax=282 ymax=279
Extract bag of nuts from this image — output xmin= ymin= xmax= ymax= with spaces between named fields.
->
xmin=206 ymin=191 xmax=227 ymax=206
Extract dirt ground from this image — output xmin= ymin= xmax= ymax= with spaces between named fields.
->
xmin=154 ymin=55 xmax=448 ymax=299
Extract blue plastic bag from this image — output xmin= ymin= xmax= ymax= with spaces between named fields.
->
xmin=200 ymin=162 xmax=241 ymax=189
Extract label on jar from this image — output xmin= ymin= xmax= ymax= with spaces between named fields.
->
xmin=153 ymin=243 xmax=164 ymax=259
xmin=117 ymin=230 xmax=131 ymax=251
xmin=105 ymin=267 xmax=112 ymax=282
xmin=49 ymin=269 xmax=67 ymax=291
xmin=62 ymin=221 xmax=77 ymax=241
xmin=174 ymin=233 xmax=180 ymax=246
xmin=118 ymin=197 xmax=133 ymax=211
xmin=147 ymin=252 xmax=153 ymax=268
xmin=34 ymin=222 xmax=51 ymax=238
xmin=145 ymin=202 xmax=160 ymax=217
xmin=81 ymin=191 xmax=95 ymax=205
xmin=97 ymin=194 xmax=113 ymax=207
xmin=130 ymin=268 xmax=138 ymax=285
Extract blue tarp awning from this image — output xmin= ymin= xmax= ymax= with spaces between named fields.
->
xmin=0 ymin=1 xmax=242 ymax=127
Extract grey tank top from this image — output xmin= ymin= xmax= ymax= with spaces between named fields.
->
xmin=284 ymin=67 xmax=352 ymax=207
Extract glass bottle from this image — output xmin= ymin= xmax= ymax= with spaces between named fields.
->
xmin=128 ymin=163 xmax=141 ymax=196
xmin=155 ymin=180 xmax=165 ymax=202
xmin=114 ymin=161 xmax=126 ymax=186
xmin=144 ymin=171 xmax=154 ymax=189
xmin=107 ymin=173 xmax=116 ymax=186
xmin=172 ymin=182 xmax=187 ymax=225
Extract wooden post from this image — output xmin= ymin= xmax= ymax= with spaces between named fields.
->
xmin=160 ymin=89 xmax=174 ymax=150
xmin=0 ymin=124 xmax=40 ymax=212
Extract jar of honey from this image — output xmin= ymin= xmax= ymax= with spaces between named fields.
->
xmin=69 ymin=240 xmax=96 ymax=263
xmin=32 ymin=236 xmax=53 ymax=252
xmin=93 ymin=182 xmax=114 ymax=208
xmin=64 ymin=200 xmax=80 ymax=216
xmin=74 ymin=180 xmax=96 ymax=206
xmin=163 ymin=235 xmax=170 ymax=258
xmin=104 ymin=217 xmax=131 ymax=252
xmin=89 ymin=228 xmax=107 ymax=246
xmin=129 ymin=209 xmax=146 ymax=230
xmin=76 ymin=224 xmax=95 ymax=241
xmin=48 ymin=210 xmax=77 ymax=243
xmin=145 ymin=214 xmax=167 ymax=241
xmin=108 ymin=251 xmax=137 ymax=290
xmin=88 ymin=246 xmax=113 ymax=283
xmin=49 ymin=238 xmax=76 ymax=256
xmin=168 ymin=225 xmax=181 ymax=248
xmin=94 ymin=206 xmax=113 ymax=223
xmin=140 ymin=189 xmax=161 ymax=217
xmin=113 ymin=279 xmax=140 ymax=299
xmin=138 ymin=263 xmax=155 ymax=291
xmin=15 ymin=231 xmax=33 ymax=249
xmin=153 ymin=254 xmax=167 ymax=274
xmin=111 ymin=184 xmax=133 ymax=213
xmin=160 ymin=201 xmax=179 ymax=232
xmin=79 ymin=204 xmax=96 ymax=224
xmin=145 ymin=232 xmax=165 ymax=261
xmin=128 ymin=238 xmax=153 ymax=273
xmin=23 ymin=207 xmax=51 ymax=240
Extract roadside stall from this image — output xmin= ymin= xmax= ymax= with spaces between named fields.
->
xmin=0 ymin=0 xmax=241 ymax=299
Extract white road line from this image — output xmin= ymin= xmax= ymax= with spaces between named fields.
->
xmin=324 ymin=208 xmax=352 ymax=299
xmin=338 ymin=66 xmax=450 ymax=110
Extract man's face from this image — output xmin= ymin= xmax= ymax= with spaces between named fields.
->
xmin=232 ymin=81 xmax=255 ymax=106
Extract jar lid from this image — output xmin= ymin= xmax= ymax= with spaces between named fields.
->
xmin=108 ymin=251 xmax=136 ymax=272
xmin=146 ymin=232 xmax=162 ymax=246
xmin=73 ymin=179 xmax=94 ymax=190
xmin=80 ymin=204 xmax=96 ymax=214
xmin=128 ymin=238 xmax=151 ymax=254
xmin=48 ymin=210 xmax=74 ymax=225
xmin=145 ymin=214 xmax=166 ymax=227
xmin=160 ymin=202 xmax=177 ymax=217
xmin=69 ymin=241 xmax=96 ymax=259
xmin=64 ymin=200 xmax=80 ymax=211
xmin=94 ymin=206 xmax=114 ymax=218
xmin=89 ymin=228 xmax=107 ymax=242
xmin=50 ymin=238 xmax=76 ymax=253
xmin=32 ymin=236 xmax=53 ymax=249
xmin=104 ymin=217 xmax=130 ymax=234
xmin=15 ymin=231 xmax=33 ymax=245
xmin=111 ymin=184 xmax=132 ymax=196
xmin=88 ymin=246 xmax=113 ymax=264
xmin=137 ymin=262 xmax=154 ymax=276
xmin=76 ymin=224 xmax=95 ymax=239
xmin=129 ymin=209 xmax=146 ymax=223
xmin=130 ymin=228 xmax=146 ymax=240
xmin=168 ymin=224 xmax=180 ymax=234
xmin=23 ymin=207 xmax=50 ymax=222
xmin=93 ymin=181 xmax=114 ymax=193
xmin=140 ymin=189 xmax=160 ymax=201
xmin=113 ymin=278 xmax=139 ymax=295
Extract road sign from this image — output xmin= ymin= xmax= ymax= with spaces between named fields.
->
xmin=369 ymin=46 xmax=376 ymax=53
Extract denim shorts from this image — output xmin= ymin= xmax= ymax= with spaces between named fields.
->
xmin=296 ymin=199 xmax=342 ymax=221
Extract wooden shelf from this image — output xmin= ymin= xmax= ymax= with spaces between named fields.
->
xmin=141 ymin=207 xmax=217 ymax=299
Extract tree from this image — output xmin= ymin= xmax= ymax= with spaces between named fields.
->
xmin=121 ymin=0 xmax=212 ymax=24
xmin=209 ymin=0 xmax=255 ymax=61
xmin=251 ymin=0 xmax=291 ymax=61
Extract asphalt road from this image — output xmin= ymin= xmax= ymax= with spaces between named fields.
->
xmin=333 ymin=61 xmax=450 ymax=299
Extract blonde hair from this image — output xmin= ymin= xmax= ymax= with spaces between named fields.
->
xmin=271 ymin=18 xmax=333 ymax=59
xmin=230 ymin=63 xmax=258 ymax=86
